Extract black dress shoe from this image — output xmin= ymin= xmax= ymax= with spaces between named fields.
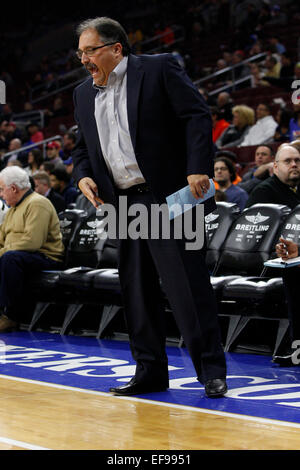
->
xmin=109 ymin=378 xmax=168 ymax=396
xmin=205 ymin=378 xmax=227 ymax=398
xmin=272 ymin=352 xmax=300 ymax=367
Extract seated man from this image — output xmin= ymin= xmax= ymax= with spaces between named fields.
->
xmin=0 ymin=166 xmax=65 ymax=332
xmin=50 ymin=167 xmax=79 ymax=206
xmin=245 ymin=145 xmax=300 ymax=209
xmin=214 ymin=156 xmax=248 ymax=210
xmin=272 ymin=237 xmax=300 ymax=366
xmin=239 ymin=144 xmax=275 ymax=194
xmin=33 ymin=170 xmax=66 ymax=214
xmin=240 ymin=103 xmax=277 ymax=147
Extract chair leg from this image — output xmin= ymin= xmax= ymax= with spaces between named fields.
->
xmin=273 ymin=318 xmax=290 ymax=356
xmin=28 ymin=302 xmax=51 ymax=331
xmin=97 ymin=305 xmax=121 ymax=339
xmin=224 ymin=316 xmax=250 ymax=352
xmin=60 ymin=304 xmax=83 ymax=335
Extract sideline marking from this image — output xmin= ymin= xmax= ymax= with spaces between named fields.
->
xmin=0 ymin=435 xmax=49 ymax=450
xmin=1 ymin=374 xmax=300 ymax=431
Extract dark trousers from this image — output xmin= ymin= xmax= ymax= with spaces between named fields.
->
xmin=282 ymin=267 xmax=300 ymax=343
xmin=0 ymin=250 xmax=62 ymax=321
xmin=117 ymin=192 xmax=226 ymax=385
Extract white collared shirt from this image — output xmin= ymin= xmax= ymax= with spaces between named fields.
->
xmin=241 ymin=115 xmax=278 ymax=146
xmin=94 ymin=57 xmax=145 ymax=189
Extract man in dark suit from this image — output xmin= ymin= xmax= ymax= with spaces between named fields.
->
xmin=71 ymin=17 xmax=227 ymax=397
xmin=33 ymin=171 xmax=66 ymax=214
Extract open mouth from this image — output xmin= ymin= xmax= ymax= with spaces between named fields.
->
xmin=85 ymin=63 xmax=99 ymax=76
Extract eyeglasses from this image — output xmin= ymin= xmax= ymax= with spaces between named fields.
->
xmin=215 ymin=166 xmax=229 ymax=172
xmin=276 ymin=158 xmax=300 ymax=166
xmin=76 ymin=42 xmax=117 ymax=60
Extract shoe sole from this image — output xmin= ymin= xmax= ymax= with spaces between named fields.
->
xmin=205 ymin=387 xmax=228 ymax=398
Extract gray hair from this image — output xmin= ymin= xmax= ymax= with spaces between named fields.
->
xmin=76 ymin=17 xmax=131 ymax=56
xmin=0 ymin=166 xmax=31 ymax=190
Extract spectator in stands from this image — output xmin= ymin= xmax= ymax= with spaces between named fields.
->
xmin=272 ymin=237 xmax=300 ymax=366
xmin=289 ymin=103 xmax=300 ymax=142
xmin=3 ymin=138 xmax=22 ymax=165
xmin=0 ymin=121 xmax=20 ymax=151
xmin=46 ymin=141 xmax=63 ymax=167
xmin=216 ymin=92 xmax=233 ymax=122
xmin=127 ymin=25 xmax=143 ymax=53
xmin=26 ymin=122 xmax=44 ymax=145
xmin=62 ymin=132 xmax=76 ymax=159
xmin=215 ymin=150 xmax=242 ymax=185
xmin=214 ymin=156 xmax=248 ymax=210
xmin=39 ymin=161 xmax=55 ymax=174
xmin=33 ymin=170 xmax=66 ymax=214
xmin=245 ymin=145 xmax=300 ymax=209
xmin=240 ymin=103 xmax=277 ymax=146
xmin=239 ymin=145 xmax=275 ymax=194
xmin=249 ymin=62 xmax=263 ymax=88
xmin=266 ymin=4 xmax=287 ymax=26
xmin=63 ymin=157 xmax=74 ymax=176
xmin=259 ymin=55 xmax=281 ymax=86
xmin=49 ymin=167 xmax=78 ymax=206
xmin=211 ymin=107 xmax=230 ymax=143
xmin=0 ymin=166 xmax=64 ymax=332
xmin=215 ymin=104 xmax=255 ymax=148
xmin=269 ymin=36 xmax=286 ymax=55
xmin=262 ymin=56 xmax=297 ymax=90
xmin=45 ymin=96 xmax=69 ymax=122
xmin=231 ymin=50 xmax=250 ymax=81
xmin=274 ymin=108 xmax=294 ymax=143
xmin=24 ymin=148 xmax=44 ymax=176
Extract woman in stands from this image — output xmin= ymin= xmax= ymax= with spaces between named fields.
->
xmin=215 ymin=105 xmax=255 ymax=148
xmin=24 ymin=148 xmax=44 ymax=176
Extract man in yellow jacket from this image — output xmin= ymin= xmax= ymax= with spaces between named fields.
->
xmin=0 ymin=166 xmax=64 ymax=332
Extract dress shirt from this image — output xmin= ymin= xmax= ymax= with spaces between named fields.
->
xmin=240 ymin=115 xmax=277 ymax=146
xmin=94 ymin=57 xmax=145 ymax=189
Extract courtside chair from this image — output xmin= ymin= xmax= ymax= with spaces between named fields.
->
xmin=223 ymin=203 xmax=300 ymax=354
xmin=212 ymin=203 xmax=291 ymax=352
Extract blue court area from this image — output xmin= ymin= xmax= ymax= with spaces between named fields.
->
xmin=0 ymin=331 xmax=300 ymax=425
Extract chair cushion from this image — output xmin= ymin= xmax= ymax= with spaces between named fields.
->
xmin=223 ymin=276 xmax=284 ymax=301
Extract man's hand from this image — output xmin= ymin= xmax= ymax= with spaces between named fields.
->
xmin=78 ymin=177 xmax=104 ymax=208
xmin=276 ymin=237 xmax=299 ymax=261
xmin=187 ymin=174 xmax=210 ymax=199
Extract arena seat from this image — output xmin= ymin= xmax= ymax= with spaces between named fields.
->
xmin=28 ymin=210 xmax=108 ymax=331
xmin=210 ymin=203 xmax=291 ymax=351
xmin=219 ymin=203 xmax=298 ymax=353
xmin=205 ymin=201 xmax=240 ymax=274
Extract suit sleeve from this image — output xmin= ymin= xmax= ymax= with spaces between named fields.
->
xmin=162 ymin=54 xmax=215 ymax=177
xmin=71 ymin=88 xmax=95 ymax=186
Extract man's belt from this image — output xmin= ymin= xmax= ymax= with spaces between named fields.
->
xmin=116 ymin=183 xmax=150 ymax=195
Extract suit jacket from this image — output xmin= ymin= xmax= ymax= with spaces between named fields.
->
xmin=71 ymin=53 xmax=216 ymax=215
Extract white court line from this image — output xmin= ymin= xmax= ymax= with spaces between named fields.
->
xmin=0 ymin=435 xmax=49 ymax=450
xmin=2 ymin=374 xmax=300 ymax=432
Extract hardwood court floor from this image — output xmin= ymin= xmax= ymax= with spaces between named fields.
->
xmin=0 ymin=375 xmax=300 ymax=450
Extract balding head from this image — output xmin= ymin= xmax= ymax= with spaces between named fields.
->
xmin=274 ymin=145 xmax=300 ymax=187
